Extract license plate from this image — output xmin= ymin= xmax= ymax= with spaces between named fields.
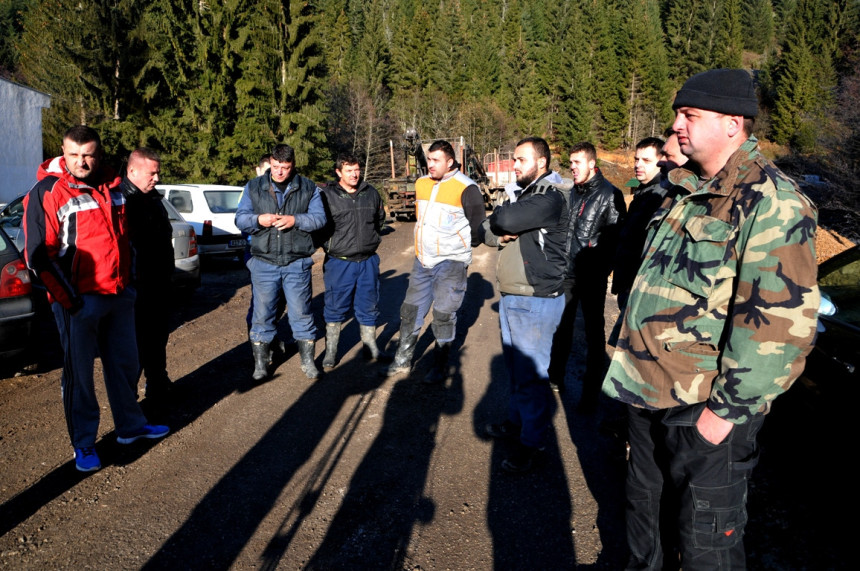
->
xmin=228 ymin=239 xmax=246 ymax=248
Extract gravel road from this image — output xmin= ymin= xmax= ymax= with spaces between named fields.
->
xmin=0 ymin=221 xmax=849 ymax=569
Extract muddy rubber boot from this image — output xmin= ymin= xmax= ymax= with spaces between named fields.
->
xmin=251 ymin=342 xmax=269 ymax=381
xmin=322 ymin=323 xmax=341 ymax=370
xmin=360 ymin=324 xmax=390 ymax=362
xmin=297 ymin=339 xmax=320 ymax=379
xmin=385 ymin=328 xmax=417 ymax=376
xmin=423 ymin=341 xmax=451 ymax=384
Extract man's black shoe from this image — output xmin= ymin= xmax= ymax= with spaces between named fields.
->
xmin=501 ymin=442 xmax=542 ymax=474
xmin=485 ymin=420 xmax=521 ymax=440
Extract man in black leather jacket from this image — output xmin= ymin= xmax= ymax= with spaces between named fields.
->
xmin=548 ymin=142 xmax=626 ymax=411
xmin=121 ymin=148 xmax=175 ymax=403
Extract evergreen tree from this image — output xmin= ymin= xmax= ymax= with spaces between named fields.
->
xmin=714 ymin=0 xmax=744 ymax=68
xmin=743 ymin=0 xmax=775 ymax=53
xmin=556 ymin=0 xmax=596 ymax=148
xmin=589 ymin=0 xmax=627 ymax=148
xmin=0 ymin=0 xmax=31 ymax=77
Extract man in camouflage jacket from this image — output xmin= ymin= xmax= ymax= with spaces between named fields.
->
xmin=602 ymin=69 xmax=819 ymax=569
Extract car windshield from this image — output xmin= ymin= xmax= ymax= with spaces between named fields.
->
xmin=204 ymin=190 xmax=242 ymax=214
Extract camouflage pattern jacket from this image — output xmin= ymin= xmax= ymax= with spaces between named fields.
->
xmin=602 ymin=137 xmax=819 ymax=424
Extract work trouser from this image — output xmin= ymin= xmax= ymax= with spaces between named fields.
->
xmin=323 ymin=255 xmax=380 ymax=326
xmin=400 ymin=258 xmax=467 ymax=343
xmin=248 ymin=256 xmax=316 ymax=343
xmin=625 ymin=403 xmax=763 ymax=570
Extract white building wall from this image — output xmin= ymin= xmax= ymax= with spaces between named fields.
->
xmin=0 ymin=78 xmax=51 ymax=204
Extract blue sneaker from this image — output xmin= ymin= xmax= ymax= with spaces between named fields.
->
xmin=74 ymin=447 xmax=101 ymax=472
xmin=117 ymin=424 xmax=170 ymax=444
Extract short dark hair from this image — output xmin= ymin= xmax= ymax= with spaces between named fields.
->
xmin=516 ymin=137 xmax=551 ymax=166
xmin=427 ymin=140 xmax=456 ymax=162
xmin=63 ymin=125 xmax=101 ymax=149
xmin=335 ymin=153 xmax=360 ymax=171
xmin=257 ymin=154 xmax=271 ymax=169
xmin=743 ymin=117 xmax=755 ymax=137
xmin=662 ymin=127 xmax=676 ymax=139
xmin=636 ymin=137 xmax=664 ymax=154
xmin=569 ymin=142 xmax=596 ymax=163
xmin=271 ymin=144 xmax=295 ymax=164
xmin=128 ymin=147 xmax=161 ymax=165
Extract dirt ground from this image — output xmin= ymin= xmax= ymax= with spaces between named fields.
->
xmin=0 ymin=219 xmax=852 ymax=569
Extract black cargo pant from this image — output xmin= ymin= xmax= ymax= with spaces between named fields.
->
xmin=625 ymin=403 xmax=763 ymax=570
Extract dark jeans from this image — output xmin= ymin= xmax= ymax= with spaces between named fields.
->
xmin=625 ymin=404 xmax=763 ymax=570
xmin=547 ymin=276 xmax=608 ymax=397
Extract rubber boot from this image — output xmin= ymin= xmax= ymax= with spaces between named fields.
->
xmin=423 ymin=341 xmax=452 ymax=384
xmin=360 ymin=324 xmax=390 ymax=362
xmin=297 ymin=339 xmax=320 ymax=379
xmin=384 ymin=304 xmax=419 ymax=376
xmin=322 ymin=323 xmax=341 ymax=370
xmin=251 ymin=342 xmax=269 ymax=381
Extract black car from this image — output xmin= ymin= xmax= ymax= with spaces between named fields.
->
xmin=0 ymin=226 xmax=35 ymax=363
xmin=804 ymin=245 xmax=860 ymax=388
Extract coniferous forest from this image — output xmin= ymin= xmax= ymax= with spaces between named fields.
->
xmin=0 ymin=0 xmax=858 ymax=187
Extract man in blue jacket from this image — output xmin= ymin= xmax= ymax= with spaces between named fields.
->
xmin=235 ymin=144 xmax=326 ymax=381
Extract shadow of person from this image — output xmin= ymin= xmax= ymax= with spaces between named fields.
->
xmin=142 ymin=350 xmax=387 ymax=569
xmin=302 ymin=343 xmax=464 ymax=569
xmin=474 ymin=350 xmax=577 ymax=569
xmin=557 ymin=308 xmax=628 ymax=569
xmin=302 ymin=271 xmax=491 ymax=569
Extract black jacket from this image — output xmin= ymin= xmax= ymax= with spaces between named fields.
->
xmin=120 ymin=178 xmax=174 ymax=287
xmin=565 ymin=170 xmax=626 ymax=280
xmin=611 ymin=174 xmax=670 ymax=294
xmin=485 ymin=172 xmax=570 ymax=297
xmin=318 ymin=180 xmax=385 ymax=261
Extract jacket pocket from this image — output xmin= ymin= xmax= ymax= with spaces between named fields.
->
xmin=662 ymin=215 xmax=736 ymax=298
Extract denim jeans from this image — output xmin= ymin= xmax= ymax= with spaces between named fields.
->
xmin=323 ymin=255 xmax=380 ymax=325
xmin=248 ymin=256 xmax=316 ymax=343
xmin=401 ymin=258 xmax=467 ymax=343
xmin=626 ymin=403 xmax=763 ymax=570
xmin=499 ymin=294 xmax=565 ymax=448
xmin=52 ymin=288 xmax=148 ymax=448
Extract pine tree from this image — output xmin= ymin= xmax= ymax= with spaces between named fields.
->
xmin=589 ymin=0 xmax=627 ymax=148
xmin=743 ymin=0 xmax=775 ymax=53
xmin=714 ymin=0 xmax=744 ymax=68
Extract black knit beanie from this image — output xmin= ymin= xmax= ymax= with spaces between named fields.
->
xmin=672 ymin=69 xmax=758 ymax=117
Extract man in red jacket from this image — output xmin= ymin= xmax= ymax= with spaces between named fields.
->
xmin=24 ymin=126 xmax=168 ymax=473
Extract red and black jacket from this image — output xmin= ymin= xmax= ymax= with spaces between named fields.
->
xmin=23 ymin=157 xmax=130 ymax=310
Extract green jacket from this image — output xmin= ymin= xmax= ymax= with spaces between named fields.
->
xmin=602 ymin=137 xmax=819 ymax=424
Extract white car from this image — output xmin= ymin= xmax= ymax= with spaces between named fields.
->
xmin=157 ymin=184 xmax=246 ymax=258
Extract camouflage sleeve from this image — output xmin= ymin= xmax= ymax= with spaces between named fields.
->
xmin=708 ymin=187 xmax=819 ymax=423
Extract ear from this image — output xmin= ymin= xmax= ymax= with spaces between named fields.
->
xmin=726 ymin=115 xmax=743 ymax=138
xmin=335 ymin=168 xmax=343 ymax=180
xmin=538 ymin=156 xmax=547 ymax=171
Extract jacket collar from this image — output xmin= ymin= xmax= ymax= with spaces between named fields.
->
xmin=668 ymin=136 xmax=759 ymax=196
